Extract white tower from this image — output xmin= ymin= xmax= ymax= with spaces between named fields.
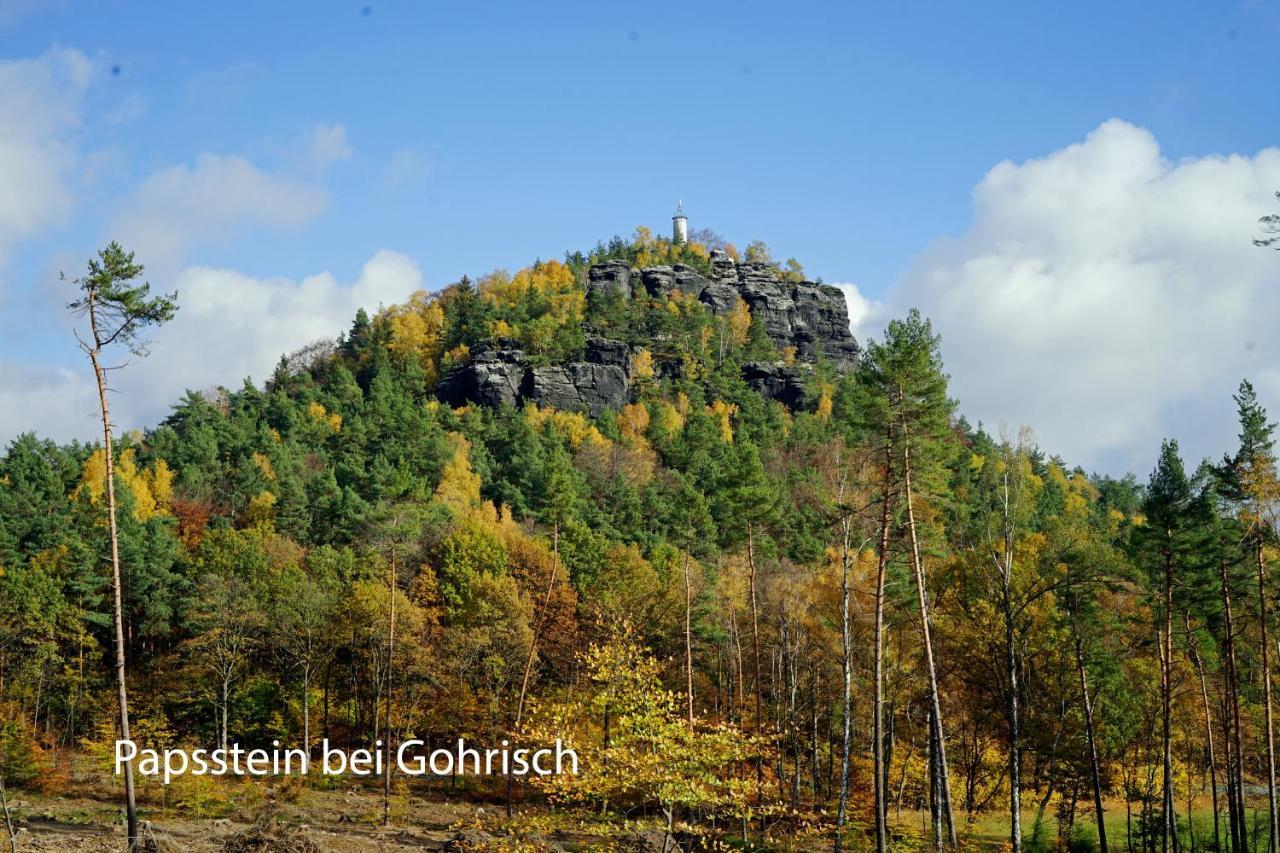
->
xmin=672 ymin=200 xmax=688 ymax=245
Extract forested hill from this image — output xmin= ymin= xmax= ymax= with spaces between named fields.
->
xmin=4 ymin=227 xmax=1277 ymax=850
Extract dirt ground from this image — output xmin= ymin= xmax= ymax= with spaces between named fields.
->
xmin=3 ymin=785 xmax=555 ymax=851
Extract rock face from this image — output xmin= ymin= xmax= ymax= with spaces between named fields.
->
xmin=734 ymin=261 xmax=858 ymax=367
xmin=587 ymin=260 xmax=633 ymax=301
xmin=435 ymin=338 xmax=525 ymax=409
xmin=439 ymin=248 xmax=860 ymax=416
xmin=640 ymin=264 xmax=711 ymax=300
xmin=742 ymin=361 xmax=808 ymax=410
xmin=436 ymin=337 xmax=629 ymax=416
xmin=525 ymin=363 xmax=628 ymax=417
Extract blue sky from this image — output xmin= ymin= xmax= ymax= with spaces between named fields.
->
xmin=2 ymin=0 xmax=1279 ymax=474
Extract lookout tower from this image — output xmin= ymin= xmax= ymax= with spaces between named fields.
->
xmin=672 ymin=200 xmax=688 ymax=245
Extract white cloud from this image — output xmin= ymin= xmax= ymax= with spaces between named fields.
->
xmin=0 ymin=48 xmax=90 ymax=268
xmin=0 ymin=251 xmax=424 ymax=448
xmin=111 ymin=153 xmax=329 ymax=271
xmin=119 ymin=250 xmax=422 ymax=422
xmin=306 ymin=123 xmax=353 ymax=170
xmin=882 ymin=119 xmax=1280 ymax=473
xmin=830 ymin=282 xmax=883 ymax=345
xmin=0 ymin=363 xmax=98 ymax=448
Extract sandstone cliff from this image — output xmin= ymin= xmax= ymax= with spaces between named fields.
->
xmin=437 ymin=249 xmax=858 ymax=415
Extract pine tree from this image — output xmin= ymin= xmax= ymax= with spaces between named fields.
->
xmin=1138 ymin=439 xmax=1194 ymax=853
xmin=862 ymin=309 xmax=958 ymax=849
xmin=66 ymin=244 xmax=176 ymax=850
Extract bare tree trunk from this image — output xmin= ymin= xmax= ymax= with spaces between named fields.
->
xmin=220 ymin=678 xmax=229 ymax=753
xmin=835 ymin=455 xmax=865 ymax=853
xmin=991 ymin=452 xmax=1025 ymax=853
xmin=747 ymin=521 xmax=762 ymax=734
xmin=0 ymin=771 xmax=15 ymax=853
xmin=683 ymin=552 xmax=695 ymax=725
xmin=1163 ymin=551 xmax=1176 ymax=853
xmin=869 ymin=430 xmax=894 ymax=853
xmin=1076 ymin=630 xmax=1109 ymax=853
xmin=384 ymin=553 xmax=397 ymax=827
xmin=91 ymin=344 xmax=138 ymax=850
xmin=1221 ymin=549 xmax=1246 ymax=853
xmin=1001 ymin=563 xmax=1022 ymax=853
xmin=511 ymin=523 xmax=560 ymax=819
xmin=302 ymin=664 xmax=311 ymax=755
xmin=1185 ymin=612 xmax=1220 ymax=853
xmin=1259 ymin=543 xmax=1279 ymax=853
xmin=516 ymin=522 xmax=560 ymax=730
xmin=902 ymin=424 xmax=957 ymax=847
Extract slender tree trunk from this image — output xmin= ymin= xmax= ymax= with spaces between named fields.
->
xmin=384 ymin=552 xmax=397 ymax=827
xmin=747 ymin=521 xmax=763 ymax=734
xmin=90 ymin=344 xmax=139 ymax=849
xmin=1220 ymin=549 xmax=1246 ymax=853
xmin=1001 ymin=565 xmax=1022 ymax=853
xmin=511 ymin=522 xmax=561 ymax=819
xmin=683 ymin=552 xmax=695 ymax=725
xmin=516 ymin=522 xmax=560 ymax=730
xmin=1163 ymin=550 xmax=1176 ymax=853
xmin=1259 ymin=542 xmax=1280 ymax=853
xmin=902 ymin=423 xmax=957 ymax=846
xmin=836 ymin=458 xmax=867 ymax=853
xmin=869 ymin=430 xmax=894 ymax=853
xmin=1185 ymin=612 xmax=1220 ymax=853
xmin=303 ymin=664 xmax=311 ymax=755
xmin=1076 ymin=629 xmax=1109 ymax=853
xmin=220 ymin=678 xmax=229 ymax=753
xmin=0 ymin=771 xmax=15 ymax=853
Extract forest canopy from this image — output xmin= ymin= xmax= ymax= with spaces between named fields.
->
xmin=2 ymin=228 xmax=1277 ymax=852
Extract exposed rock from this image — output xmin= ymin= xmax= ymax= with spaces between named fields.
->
xmin=640 ymin=266 xmax=676 ymax=298
xmin=736 ymin=264 xmax=858 ymax=367
xmin=698 ymin=281 xmax=740 ymax=315
xmin=525 ymin=363 xmax=628 ymax=417
xmin=588 ymin=253 xmax=859 ymax=371
xmin=742 ymin=361 xmax=808 ymax=410
xmin=437 ymin=338 xmax=630 ymax=416
xmin=436 ymin=339 xmax=525 ymax=409
xmin=641 ymin=264 xmax=710 ymax=300
xmin=709 ymin=248 xmax=737 ymax=281
xmin=585 ymin=336 xmax=631 ymax=371
xmin=671 ymin=263 xmax=709 ymax=298
xmin=587 ymin=260 xmax=633 ymax=301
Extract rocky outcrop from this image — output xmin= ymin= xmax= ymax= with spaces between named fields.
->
xmin=698 ymin=281 xmax=740 ymax=314
xmin=435 ymin=338 xmax=525 ymax=409
xmin=587 ymin=260 xmax=633 ymax=301
xmin=525 ymin=363 xmax=627 ymax=417
xmin=709 ymin=248 xmax=738 ymax=281
xmin=742 ymin=361 xmax=808 ymax=410
xmin=436 ymin=337 xmax=629 ymax=416
xmin=635 ymin=251 xmax=860 ymax=369
xmin=734 ymin=261 xmax=858 ymax=367
xmin=584 ymin=336 xmax=630 ymax=371
xmin=440 ymin=247 xmax=859 ymax=417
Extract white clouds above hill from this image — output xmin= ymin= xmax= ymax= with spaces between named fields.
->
xmin=111 ymin=153 xmax=330 ymax=273
xmin=0 ymin=251 xmax=422 ymax=446
xmin=877 ymin=120 xmax=1280 ymax=472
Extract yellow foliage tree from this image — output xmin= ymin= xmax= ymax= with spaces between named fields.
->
xmin=79 ymin=448 xmax=172 ymax=522
xmin=382 ymin=290 xmax=448 ymax=386
xmin=707 ymin=400 xmax=738 ymax=443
